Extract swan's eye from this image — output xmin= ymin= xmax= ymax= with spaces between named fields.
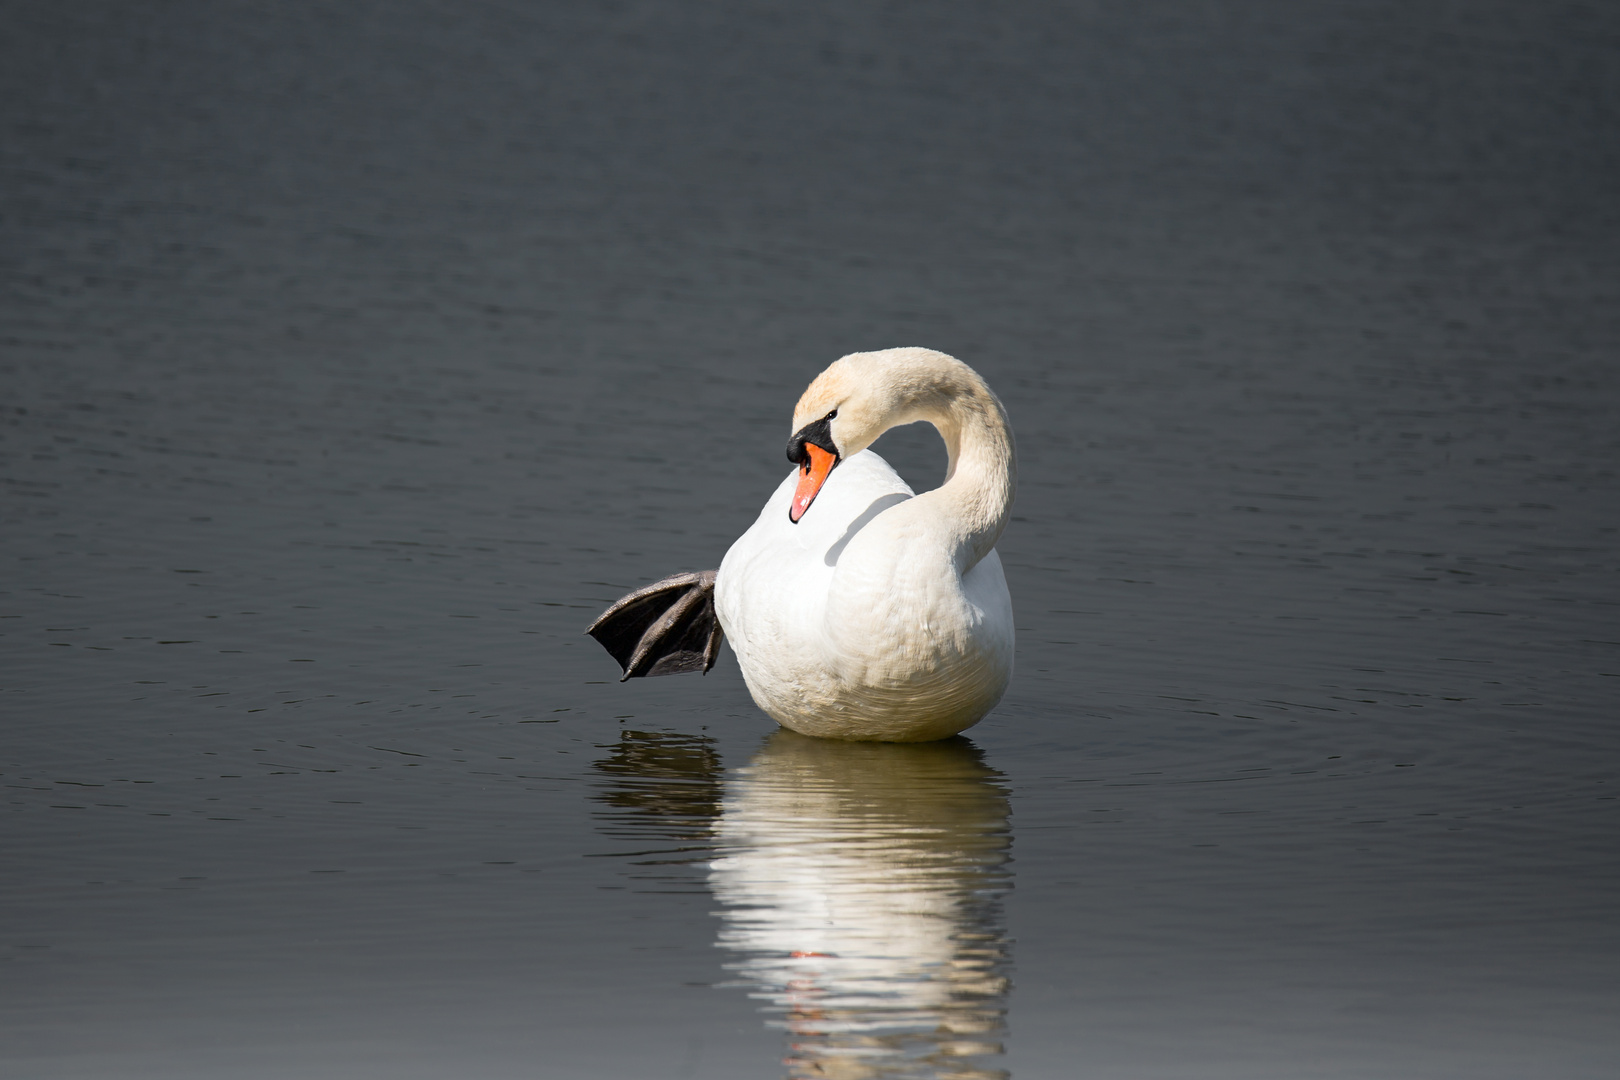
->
xmin=825 ymin=409 xmax=838 ymax=420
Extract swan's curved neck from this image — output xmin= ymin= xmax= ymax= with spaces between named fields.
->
xmin=909 ymin=382 xmax=1016 ymax=573
xmin=795 ymin=348 xmax=1017 ymax=572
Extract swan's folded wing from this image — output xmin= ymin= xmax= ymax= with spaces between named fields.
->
xmin=585 ymin=570 xmax=724 ymax=680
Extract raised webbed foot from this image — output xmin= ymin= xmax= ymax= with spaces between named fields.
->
xmin=585 ymin=570 xmax=723 ymax=680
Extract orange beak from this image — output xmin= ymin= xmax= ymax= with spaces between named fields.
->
xmin=789 ymin=444 xmax=837 ymax=523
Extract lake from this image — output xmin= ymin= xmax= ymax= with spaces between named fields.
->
xmin=3 ymin=3 xmax=1616 ymax=1076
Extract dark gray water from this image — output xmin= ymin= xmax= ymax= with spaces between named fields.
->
xmin=4 ymin=2 xmax=1617 ymax=1077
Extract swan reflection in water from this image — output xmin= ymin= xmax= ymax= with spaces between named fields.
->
xmin=711 ymin=731 xmax=1013 ymax=1080
xmin=589 ymin=729 xmax=1013 ymax=1078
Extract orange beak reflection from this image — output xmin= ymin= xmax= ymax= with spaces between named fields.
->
xmin=790 ymin=444 xmax=838 ymax=523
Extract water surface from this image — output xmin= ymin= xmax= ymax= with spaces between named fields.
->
xmin=3 ymin=3 xmax=1617 ymax=1077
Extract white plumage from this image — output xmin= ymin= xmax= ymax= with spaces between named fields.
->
xmin=715 ymin=347 xmax=1016 ymax=741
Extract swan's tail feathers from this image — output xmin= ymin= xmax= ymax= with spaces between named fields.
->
xmin=585 ymin=570 xmax=724 ymax=680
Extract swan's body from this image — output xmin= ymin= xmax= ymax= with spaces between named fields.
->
xmin=717 ymin=449 xmax=1013 ymax=740
xmin=587 ymin=346 xmax=1015 ymax=742
xmin=717 ymin=348 xmax=1015 ymax=742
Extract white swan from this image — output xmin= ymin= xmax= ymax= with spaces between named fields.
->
xmin=588 ymin=347 xmax=1016 ymax=742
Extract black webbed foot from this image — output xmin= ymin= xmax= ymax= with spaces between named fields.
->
xmin=585 ymin=570 xmax=724 ymax=680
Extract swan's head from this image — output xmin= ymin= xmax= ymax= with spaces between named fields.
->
xmin=786 ymin=348 xmax=969 ymax=523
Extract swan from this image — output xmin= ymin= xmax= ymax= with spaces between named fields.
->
xmin=587 ymin=347 xmax=1016 ymax=742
